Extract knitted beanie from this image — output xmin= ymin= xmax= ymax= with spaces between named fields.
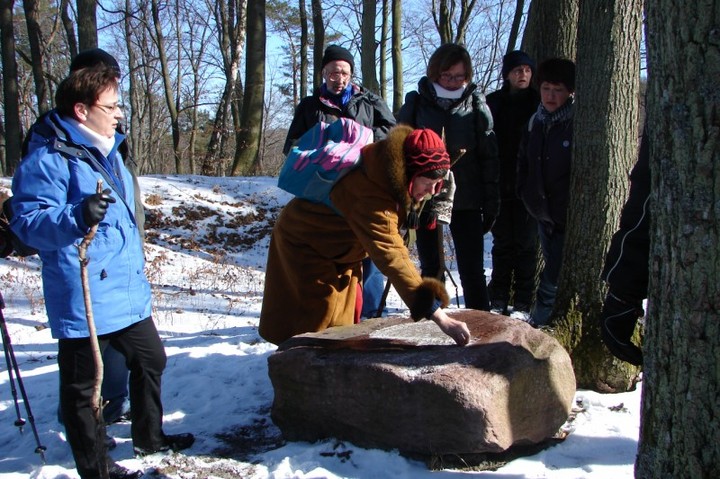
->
xmin=70 ymin=48 xmax=121 ymax=75
xmin=321 ymin=45 xmax=355 ymax=73
xmin=501 ymin=50 xmax=535 ymax=79
xmin=403 ymin=129 xmax=450 ymax=180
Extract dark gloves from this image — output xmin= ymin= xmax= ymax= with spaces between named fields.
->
xmin=82 ymin=188 xmax=116 ymax=227
xmin=600 ymin=290 xmax=644 ymax=366
xmin=482 ymin=213 xmax=495 ymax=234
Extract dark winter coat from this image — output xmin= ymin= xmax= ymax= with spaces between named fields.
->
xmin=601 ymin=134 xmax=650 ymax=300
xmin=486 ymin=84 xmax=540 ymax=200
xmin=396 ymin=77 xmax=499 ymax=215
xmin=259 ymin=125 xmax=449 ymax=345
xmin=516 ymin=106 xmax=574 ymax=234
xmin=283 ymin=84 xmax=396 ymax=154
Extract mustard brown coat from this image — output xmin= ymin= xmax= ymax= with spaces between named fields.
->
xmin=259 ymin=125 xmax=449 ymax=345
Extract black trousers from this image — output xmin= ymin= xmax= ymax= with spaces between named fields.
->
xmin=58 ymin=318 xmax=167 ymax=479
xmin=488 ymin=197 xmax=538 ymax=306
xmin=416 ymin=209 xmax=490 ymax=310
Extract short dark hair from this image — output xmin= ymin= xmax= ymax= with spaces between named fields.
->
xmin=55 ymin=65 xmax=120 ymax=118
xmin=536 ymin=58 xmax=576 ymax=92
xmin=419 ymin=168 xmax=448 ymax=180
xmin=426 ymin=43 xmax=473 ymax=83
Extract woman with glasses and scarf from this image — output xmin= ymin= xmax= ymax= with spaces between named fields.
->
xmin=516 ymin=58 xmax=576 ymax=327
xmin=397 ymin=43 xmax=499 ymax=312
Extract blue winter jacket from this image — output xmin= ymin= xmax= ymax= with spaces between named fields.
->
xmin=10 ymin=111 xmax=151 ymax=339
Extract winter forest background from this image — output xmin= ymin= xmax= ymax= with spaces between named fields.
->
xmin=0 ymin=0 xmax=718 ymax=477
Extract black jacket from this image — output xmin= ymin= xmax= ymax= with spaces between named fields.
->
xmin=517 ymin=107 xmax=574 ymax=233
xmin=283 ymin=84 xmax=396 ymax=154
xmin=486 ymin=84 xmax=540 ymax=200
xmin=601 ymin=134 xmax=650 ymax=299
xmin=397 ymin=77 xmax=499 ymax=214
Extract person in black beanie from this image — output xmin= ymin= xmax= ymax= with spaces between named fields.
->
xmin=486 ymin=50 xmax=541 ymax=320
xmin=283 ymin=44 xmax=396 ymax=320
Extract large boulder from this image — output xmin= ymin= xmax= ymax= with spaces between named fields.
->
xmin=267 ymin=310 xmax=575 ymax=455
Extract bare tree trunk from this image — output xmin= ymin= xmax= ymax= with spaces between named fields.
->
xmin=0 ymin=0 xmax=22 ymax=175
xmin=151 ymin=0 xmax=182 ymax=173
xmin=299 ymin=0 xmax=308 ymax=99
xmin=391 ymin=0 xmax=402 ymax=114
xmin=521 ymin=0 xmax=578 ymax=62
xmin=311 ymin=0 xmax=324 ymax=90
xmin=379 ymin=0 xmax=388 ymax=100
xmin=454 ymin=0 xmax=477 ymax=45
xmin=201 ymin=0 xmax=246 ymax=176
xmin=76 ymin=0 xmax=97 ymax=50
xmin=432 ymin=0 xmax=453 ymax=44
xmin=637 ymin=1 xmax=720 ymax=475
xmin=360 ymin=0 xmax=379 ymax=93
xmin=551 ymin=0 xmax=643 ymax=392
xmin=60 ymin=0 xmax=77 ymax=58
xmin=506 ymin=0 xmax=525 ymax=53
xmin=230 ymin=0 xmax=264 ymax=175
xmin=23 ymin=0 xmax=49 ymax=114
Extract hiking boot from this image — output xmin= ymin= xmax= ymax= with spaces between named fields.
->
xmin=510 ymin=309 xmax=533 ymax=324
xmin=133 ymin=432 xmax=195 ymax=456
xmin=108 ymin=463 xmax=143 ymax=479
xmin=490 ymin=299 xmax=508 ymax=315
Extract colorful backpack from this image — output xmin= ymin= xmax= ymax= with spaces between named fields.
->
xmin=278 ymin=118 xmax=373 ymax=211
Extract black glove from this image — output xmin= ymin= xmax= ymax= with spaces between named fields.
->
xmin=82 ymin=188 xmax=116 ymax=227
xmin=600 ymin=291 xmax=644 ymax=366
xmin=482 ymin=213 xmax=495 ymax=234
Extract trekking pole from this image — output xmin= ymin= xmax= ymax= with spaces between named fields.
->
xmin=435 ymin=224 xmax=461 ymax=308
xmin=77 ymin=180 xmax=109 ymax=479
xmin=0 ymin=291 xmax=47 ymax=461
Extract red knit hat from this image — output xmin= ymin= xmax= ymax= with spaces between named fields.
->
xmin=403 ymin=128 xmax=450 ymax=181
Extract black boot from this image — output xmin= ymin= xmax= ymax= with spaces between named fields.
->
xmin=133 ymin=432 xmax=195 ymax=456
xmin=600 ymin=291 xmax=643 ymax=366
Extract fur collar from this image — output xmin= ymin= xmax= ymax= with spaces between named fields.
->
xmin=361 ymin=124 xmax=414 ymax=214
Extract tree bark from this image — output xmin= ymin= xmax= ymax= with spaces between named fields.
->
xmin=552 ymin=0 xmax=643 ymax=392
xmin=299 ymin=0 xmax=308 ymax=99
xmin=360 ymin=0 xmax=379 ymax=93
xmin=76 ymin=0 xmax=97 ymax=50
xmin=0 ymin=0 xmax=22 ymax=175
xmin=391 ymin=0 xmax=402 ymax=114
xmin=230 ymin=0 xmax=264 ymax=175
xmin=151 ymin=0 xmax=182 ymax=174
xmin=23 ymin=0 xmax=49 ymax=114
xmin=521 ymin=0 xmax=578 ymax=62
xmin=506 ymin=0 xmax=525 ymax=54
xmin=637 ymin=1 xmax=720 ymax=475
xmin=310 ymin=0 xmax=324 ymax=91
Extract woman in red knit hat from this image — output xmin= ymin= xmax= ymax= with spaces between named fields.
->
xmin=259 ymin=126 xmax=471 ymax=346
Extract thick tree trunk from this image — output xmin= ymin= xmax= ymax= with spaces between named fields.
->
xmin=230 ymin=0 xmax=265 ymax=175
xmin=552 ymin=0 xmax=643 ymax=393
xmin=637 ymin=1 xmax=720 ymax=476
xmin=361 ymin=0 xmax=379 ymax=93
xmin=311 ymin=0 xmax=324 ymax=91
xmin=521 ymin=0 xmax=578 ymax=62
xmin=0 ymin=0 xmax=22 ymax=175
xmin=76 ymin=0 xmax=97 ymax=51
xmin=23 ymin=0 xmax=49 ymax=114
xmin=391 ymin=0 xmax=402 ymax=114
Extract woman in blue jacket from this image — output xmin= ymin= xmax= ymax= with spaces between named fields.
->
xmin=10 ymin=65 xmax=192 ymax=479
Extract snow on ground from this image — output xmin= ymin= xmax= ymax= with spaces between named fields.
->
xmin=0 ymin=175 xmax=641 ymax=478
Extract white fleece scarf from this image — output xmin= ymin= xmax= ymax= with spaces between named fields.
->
xmin=67 ymin=118 xmax=116 ymax=158
xmin=432 ymin=82 xmax=466 ymax=99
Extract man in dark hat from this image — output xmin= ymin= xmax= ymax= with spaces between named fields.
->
xmin=486 ymin=50 xmax=541 ymax=321
xmin=283 ymin=44 xmax=397 ymax=320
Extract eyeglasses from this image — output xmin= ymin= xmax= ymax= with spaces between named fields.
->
xmin=439 ymin=72 xmax=467 ymax=83
xmin=326 ymin=71 xmax=351 ymax=82
xmin=93 ymin=103 xmax=124 ymax=115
